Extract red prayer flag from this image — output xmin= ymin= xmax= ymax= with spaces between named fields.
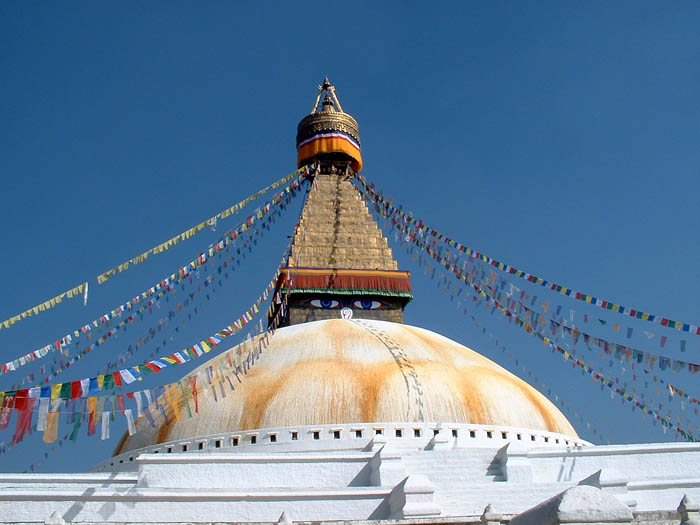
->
xmin=11 ymin=398 xmax=36 ymax=445
xmin=188 ymin=376 xmax=199 ymax=414
xmin=71 ymin=381 xmax=82 ymax=399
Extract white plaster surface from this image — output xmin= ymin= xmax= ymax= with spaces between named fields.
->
xmin=510 ymin=485 xmax=633 ymax=524
xmin=0 ymin=423 xmax=698 ymax=523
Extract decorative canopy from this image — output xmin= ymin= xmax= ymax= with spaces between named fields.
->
xmin=296 ymin=77 xmax=362 ymax=172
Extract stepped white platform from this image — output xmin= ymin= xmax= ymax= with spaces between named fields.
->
xmin=1 ymin=422 xmax=699 ymax=524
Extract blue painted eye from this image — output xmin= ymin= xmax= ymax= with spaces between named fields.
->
xmin=310 ymin=299 xmax=341 ymax=309
xmin=352 ymin=300 xmax=384 ymax=310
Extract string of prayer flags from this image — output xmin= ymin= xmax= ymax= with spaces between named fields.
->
xmin=0 ymin=283 xmax=87 ymax=332
xmin=453 ymin=248 xmax=700 ymax=403
xmin=0 ymin=269 xmax=279 ymax=400
xmin=6 ymin=193 xmax=292 ymax=391
xmin=421 ymin=255 xmax=608 ymax=444
xmin=382 ymin=204 xmax=700 ymax=378
xmin=96 ymin=164 xmax=315 ymax=284
xmin=1 ymin=313 xmax=273 ymax=450
xmin=403 ymin=237 xmax=698 ymax=442
xmin=392 ymin=217 xmax=700 ymax=431
xmin=0 ymin=176 xmax=305 ymax=378
xmin=353 ymin=173 xmax=699 ymax=336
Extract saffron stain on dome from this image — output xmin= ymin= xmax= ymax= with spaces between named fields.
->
xmin=115 ymin=320 xmax=579 ymax=455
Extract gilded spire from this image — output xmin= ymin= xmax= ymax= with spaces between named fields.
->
xmin=269 ymin=80 xmax=412 ymax=328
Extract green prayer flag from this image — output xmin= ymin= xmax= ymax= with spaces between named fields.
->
xmin=70 ymin=415 xmax=81 ymax=441
xmin=59 ymin=382 xmax=71 ymax=399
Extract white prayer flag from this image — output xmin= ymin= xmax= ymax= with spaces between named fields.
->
xmin=125 ymin=409 xmax=136 ymax=436
xmin=37 ymin=398 xmax=50 ymax=431
xmin=101 ymin=411 xmax=110 ymax=440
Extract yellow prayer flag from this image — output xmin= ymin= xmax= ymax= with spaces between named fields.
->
xmin=51 ymin=384 xmax=62 ymax=403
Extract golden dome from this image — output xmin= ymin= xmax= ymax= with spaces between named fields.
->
xmin=115 ymin=319 xmax=577 ymax=454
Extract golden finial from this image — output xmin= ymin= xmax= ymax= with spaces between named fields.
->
xmin=311 ymin=76 xmax=344 ymax=114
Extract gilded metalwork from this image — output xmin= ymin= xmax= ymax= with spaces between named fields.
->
xmin=297 ymin=77 xmax=360 ymax=148
xmin=296 ymin=112 xmax=360 ymax=147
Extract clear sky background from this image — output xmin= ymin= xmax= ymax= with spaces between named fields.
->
xmin=0 ymin=2 xmax=698 ymax=473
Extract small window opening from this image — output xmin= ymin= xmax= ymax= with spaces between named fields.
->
xmin=355 ymin=430 xmax=362 ymax=438
xmin=469 ymin=430 xmax=476 ymax=438
xmin=544 ymin=437 xmax=549 ymax=443
xmin=531 ymin=435 xmax=536 ymax=441
xmin=250 ymin=435 xmax=257 ymax=444
xmin=395 ymin=429 xmax=403 ymax=437
xmin=167 ymin=447 xmax=173 ymax=454
xmin=119 ymin=459 xmax=123 ymax=464
xmin=333 ymin=430 xmax=341 ymax=439
xmin=313 ymin=431 xmax=320 ymax=440
xmin=555 ymin=439 xmax=559 ymax=444
xmin=291 ymin=431 xmax=298 ymax=440
xmin=452 ymin=429 xmax=459 ymax=438
xmin=270 ymin=434 xmax=277 ymax=443
xmin=517 ymin=434 xmax=522 ymax=441
xmin=375 ymin=428 xmax=383 ymax=435
xmin=433 ymin=429 xmax=439 ymax=436
xmin=486 ymin=431 xmax=493 ymax=438
xmin=129 ymin=457 xmax=134 ymax=462
xmin=414 ymin=428 xmax=421 ymax=438
xmin=501 ymin=432 xmax=507 ymax=439
xmin=198 ymin=442 xmax=204 ymax=450
xmin=232 ymin=437 xmax=239 ymax=446
xmin=215 ymin=440 xmax=222 ymax=448
xmin=182 ymin=444 xmax=188 ymax=452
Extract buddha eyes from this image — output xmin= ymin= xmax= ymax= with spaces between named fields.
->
xmin=305 ymin=299 xmax=387 ymax=310
xmin=351 ymin=300 xmax=383 ymax=310
xmin=309 ymin=299 xmax=341 ymax=309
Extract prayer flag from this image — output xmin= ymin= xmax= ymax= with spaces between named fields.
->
xmin=43 ymin=411 xmax=59 ymax=443
xmin=125 ymin=409 xmax=136 ymax=435
xmin=11 ymin=398 xmax=35 ymax=444
xmin=101 ymin=411 xmax=110 ymax=440
xmin=37 ymin=398 xmax=50 ymax=431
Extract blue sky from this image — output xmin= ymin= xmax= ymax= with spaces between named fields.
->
xmin=0 ymin=2 xmax=698 ymax=472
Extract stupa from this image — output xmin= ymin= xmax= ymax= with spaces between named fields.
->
xmin=1 ymin=79 xmax=699 ymax=525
